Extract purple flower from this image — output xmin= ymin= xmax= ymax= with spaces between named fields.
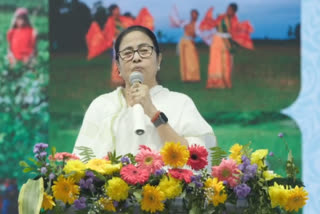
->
xmin=238 ymin=155 xmax=257 ymax=182
xmin=86 ymin=171 xmax=95 ymax=178
xmin=121 ymin=156 xmax=130 ymax=164
xmin=80 ymin=178 xmax=95 ymax=191
xmin=74 ymin=197 xmax=86 ymax=210
xmin=278 ymin=133 xmax=284 ymax=138
xmin=234 ymin=184 xmax=251 ymax=199
xmin=113 ymin=200 xmax=119 ymax=207
xmin=269 ymin=152 xmax=274 ymax=157
xmin=241 ymin=156 xmax=251 ymax=166
xmin=34 ymin=143 xmax=48 ymax=150
xmin=49 ymin=173 xmax=55 ymax=180
xmin=191 ymin=174 xmax=202 ymax=182
xmin=154 ymin=169 xmax=165 ymax=176
xmin=40 ymin=167 xmax=47 ymax=174
xmin=242 ymin=164 xmax=257 ymax=182
xmin=191 ymin=175 xmax=203 ymax=188
xmin=39 ymin=151 xmax=47 ymax=158
xmin=33 ymin=147 xmax=40 ymax=154
xmin=194 ymin=181 xmax=203 ymax=188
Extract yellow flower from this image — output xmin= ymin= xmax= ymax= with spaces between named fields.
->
xmin=268 ymin=182 xmax=289 ymax=208
xmin=251 ymin=149 xmax=268 ymax=169
xmin=284 ymin=186 xmax=308 ymax=212
xmin=41 ymin=192 xmax=55 ymax=210
xmin=98 ymin=197 xmax=116 ymax=212
xmin=63 ymin=159 xmax=86 ymax=182
xmin=86 ymin=158 xmax=110 ymax=175
xmin=160 ymin=142 xmax=189 ymax=168
xmin=105 ymin=177 xmax=129 ymax=201
xmin=204 ymin=178 xmax=227 ymax=206
xmin=105 ymin=163 xmax=122 ymax=175
xmin=263 ymin=170 xmax=280 ymax=181
xmin=141 ymin=184 xmax=165 ymax=213
xmin=52 ymin=175 xmax=80 ymax=204
xmin=158 ymin=176 xmax=182 ymax=199
xmin=229 ymin=143 xmax=243 ymax=163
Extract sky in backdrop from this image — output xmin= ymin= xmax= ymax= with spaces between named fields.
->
xmin=79 ymin=0 xmax=300 ymax=41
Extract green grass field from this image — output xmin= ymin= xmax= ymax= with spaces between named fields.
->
xmin=50 ymin=42 xmax=300 ymax=117
xmin=50 ymin=41 xmax=301 ymax=177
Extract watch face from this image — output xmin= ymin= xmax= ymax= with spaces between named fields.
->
xmin=159 ymin=112 xmax=168 ymax=123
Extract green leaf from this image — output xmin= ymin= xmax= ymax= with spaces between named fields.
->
xmin=133 ymin=190 xmax=142 ymax=202
xmin=19 ymin=161 xmax=30 ymax=168
xmin=242 ymin=141 xmax=253 ymax=157
xmin=28 ymin=157 xmax=42 ymax=167
xmin=210 ymin=146 xmax=227 ymax=166
xmin=51 ymin=146 xmax=56 ymax=157
xmin=23 ymin=167 xmax=35 ymax=173
xmin=75 ymin=146 xmax=96 ymax=163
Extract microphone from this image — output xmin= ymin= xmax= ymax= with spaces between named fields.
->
xmin=129 ymin=72 xmax=145 ymax=135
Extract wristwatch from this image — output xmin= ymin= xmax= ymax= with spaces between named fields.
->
xmin=152 ymin=111 xmax=168 ymax=127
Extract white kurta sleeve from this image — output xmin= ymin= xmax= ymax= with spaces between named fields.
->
xmin=178 ymin=95 xmax=217 ymax=149
xmin=72 ymin=98 xmax=103 ymax=157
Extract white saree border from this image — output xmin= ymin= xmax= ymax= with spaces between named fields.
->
xmin=282 ymin=0 xmax=320 ymax=213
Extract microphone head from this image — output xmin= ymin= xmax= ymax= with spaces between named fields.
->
xmin=129 ymin=72 xmax=144 ymax=85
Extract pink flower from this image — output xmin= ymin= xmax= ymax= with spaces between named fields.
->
xmin=212 ymin=159 xmax=240 ymax=188
xmin=102 ymin=154 xmax=110 ymax=161
xmin=168 ymin=168 xmax=194 ymax=183
xmin=187 ymin=145 xmax=208 ymax=170
xmin=48 ymin=152 xmax=80 ymax=161
xmin=135 ymin=145 xmax=164 ymax=174
xmin=120 ymin=164 xmax=150 ymax=185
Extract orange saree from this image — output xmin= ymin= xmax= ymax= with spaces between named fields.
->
xmin=200 ymin=8 xmax=253 ymax=88
xmin=179 ymin=37 xmax=200 ymax=82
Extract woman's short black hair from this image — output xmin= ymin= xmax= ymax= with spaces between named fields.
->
xmin=108 ymin=4 xmax=119 ymax=13
xmin=114 ymin=25 xmax=160 ymax=61
xmin=229 ymin=3 xmax=238 ymax=13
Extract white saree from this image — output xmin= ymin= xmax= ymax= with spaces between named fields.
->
xmin=73 ymin=85 xmax=216 ymax=158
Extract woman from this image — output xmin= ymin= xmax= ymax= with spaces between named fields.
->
xmin=73 ymin=26 xmax=216 ymax=158
xmin=200 ymin=3 xmax=253 ymax=88
xmin=7 ymin=8 xmax=37 ymax=66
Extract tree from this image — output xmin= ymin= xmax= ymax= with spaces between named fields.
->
xmin=93 ymin=1 xmax=107 ymax=29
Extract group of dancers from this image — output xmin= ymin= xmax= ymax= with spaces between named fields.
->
xmin=86 ymin=3 xmax=254 ymax=89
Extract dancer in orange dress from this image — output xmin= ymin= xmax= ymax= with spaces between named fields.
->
xmin=200 ymin=3 xmax=254 ymax=88
xmin=86 ymin=4 xmax=154 ymax=87
xmin=170 ymin=9 xmax=201 ymax=82
xmin=7 ymin=8 xmax=37 ymax=66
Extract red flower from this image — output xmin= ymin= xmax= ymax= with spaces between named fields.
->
xmin=187 ymin=145 xmax=208 ymax=170
xmin=120 ymin=164 xmax=150 ymax=185
xmin=168 ymin=168 xmax=194 ymax=183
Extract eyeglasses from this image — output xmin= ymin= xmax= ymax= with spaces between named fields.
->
xmin=118 ymin=45 xmax=154 ymax=61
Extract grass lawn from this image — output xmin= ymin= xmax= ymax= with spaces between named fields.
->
xmin=50 ymin=41 xmax=300 ymax=117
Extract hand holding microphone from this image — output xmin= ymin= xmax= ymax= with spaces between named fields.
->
xmin=129 ymin=72 xmax=147 ymax=135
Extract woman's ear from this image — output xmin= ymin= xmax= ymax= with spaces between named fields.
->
xmin=116 ymin=60 xmax=121 ymax=75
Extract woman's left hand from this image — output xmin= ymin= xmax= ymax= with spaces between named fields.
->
xmin=128 ymin=83 xmax=158 ymax=118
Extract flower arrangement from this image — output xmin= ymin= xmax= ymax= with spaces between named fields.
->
xmin=19 ymin=135 xmax=308 ymax=214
